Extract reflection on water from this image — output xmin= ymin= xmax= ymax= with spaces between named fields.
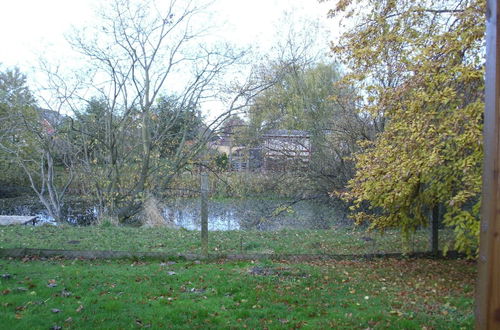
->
xmin=0 ymin=197 xmax=342 ymax=231
xmin=163 ymin=199 xmax=340 ymax=231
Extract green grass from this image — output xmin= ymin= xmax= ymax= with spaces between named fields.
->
xmin=0 ymin=258 xmax=475 ymax=329
xmin=0 ymin=225 xmax=455 ymax=255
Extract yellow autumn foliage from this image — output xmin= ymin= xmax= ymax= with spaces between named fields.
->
xmin=329 ymin=0 xmax=485 ymax=256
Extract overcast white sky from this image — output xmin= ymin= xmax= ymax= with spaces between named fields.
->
xmin=0 ymin=0 xmax=335 ymax=68
xmin=0 ymin=0 xmax=337 ymax=117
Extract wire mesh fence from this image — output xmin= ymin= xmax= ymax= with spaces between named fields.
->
xmin=0 ymin=170 xmax=452 ymax=259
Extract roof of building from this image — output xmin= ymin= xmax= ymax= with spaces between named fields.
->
xmin=263 ymin=129 xmax=310 ymax=137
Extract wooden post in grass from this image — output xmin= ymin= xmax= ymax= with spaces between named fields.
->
xmin=200 ymin=171 xmax=209 ymax=257
xmin=476 ymin=0 xmax=500 ymax=328
xmin=430 ymin=205 xmax=439 ymax=257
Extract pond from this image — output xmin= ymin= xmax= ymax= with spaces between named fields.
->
xmin=163 ymin=198 xmax=343 ymax=231
xmin=0 ymin=196 xmax=345 ymax=231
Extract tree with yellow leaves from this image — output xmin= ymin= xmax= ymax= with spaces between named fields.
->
xmin=329 ymin=0 xmax=485 ymax=256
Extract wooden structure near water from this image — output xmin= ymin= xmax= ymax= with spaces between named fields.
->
xmin=0 ymin=216 xmax=37 ymax=226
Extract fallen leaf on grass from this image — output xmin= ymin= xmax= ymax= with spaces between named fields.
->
xmin=51 ymin=308 xmax=61 ymax=313
xmin=189 ymin=288 xmax=206 ymax=294
xmin=61 ymin=289 xmax=72 ymax=297
xmin=389 ymin=310 xmax=403 ymax=317
xmin=76 ymin=304 xmax=84 ymax=312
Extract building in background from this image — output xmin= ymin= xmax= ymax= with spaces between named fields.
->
xmin=210 ymin=128 xmax=311 ymax=172
xmin=261 ymin=129 xmax=311 ymax=172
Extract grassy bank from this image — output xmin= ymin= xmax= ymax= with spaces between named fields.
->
xmin=0 ymin=225 xmax=454 ymax=255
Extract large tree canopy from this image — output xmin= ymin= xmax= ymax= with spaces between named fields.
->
xmin=0 ymin=67 xmax=38 ymax=186
xmin=242 ymin=61 xmax=375 ymax=197
xmin=330 ymin=0 xmax=485 ymax=255
xmin=248 ymin=63 xmax=342 ymax=131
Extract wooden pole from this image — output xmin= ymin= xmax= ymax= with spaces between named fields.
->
xmin=476 ymin=0 xmax=500 ymax=328
xmin=430 ymin=205 xmax=439 ymax=257
xmin=200 ymin=171 xmax=209 ymax=257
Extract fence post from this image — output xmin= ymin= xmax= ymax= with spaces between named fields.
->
xmin=476 ymin=0 xmax=500 ymax=328
xmin=430 ymin=205 xmax=439 ymax=256
xmin=200 ymin=171 xmax=209 ymax=257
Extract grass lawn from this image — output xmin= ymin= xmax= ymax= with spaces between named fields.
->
xmin=0 ymin=225 xmax=455 ymax=255
xmin=0 ymin=257 xmax=475 ymax=329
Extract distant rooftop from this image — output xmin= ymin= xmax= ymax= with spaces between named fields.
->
xmin=263 ymin=129 xmax=310 ymax=137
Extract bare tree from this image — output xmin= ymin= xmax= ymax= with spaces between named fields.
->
xmin=35 ymin=0 xmax=268 ymax=221
xmin=15 ymin=127 xmax=77 ymax=223
xmin=0 ymin=67 xmax=76 ymax=222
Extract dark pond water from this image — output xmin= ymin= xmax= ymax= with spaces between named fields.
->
xmin=0 ymin=197 xmax=96 ymax=226
xmin=0 ymin=197 xmax=344 ymax=231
